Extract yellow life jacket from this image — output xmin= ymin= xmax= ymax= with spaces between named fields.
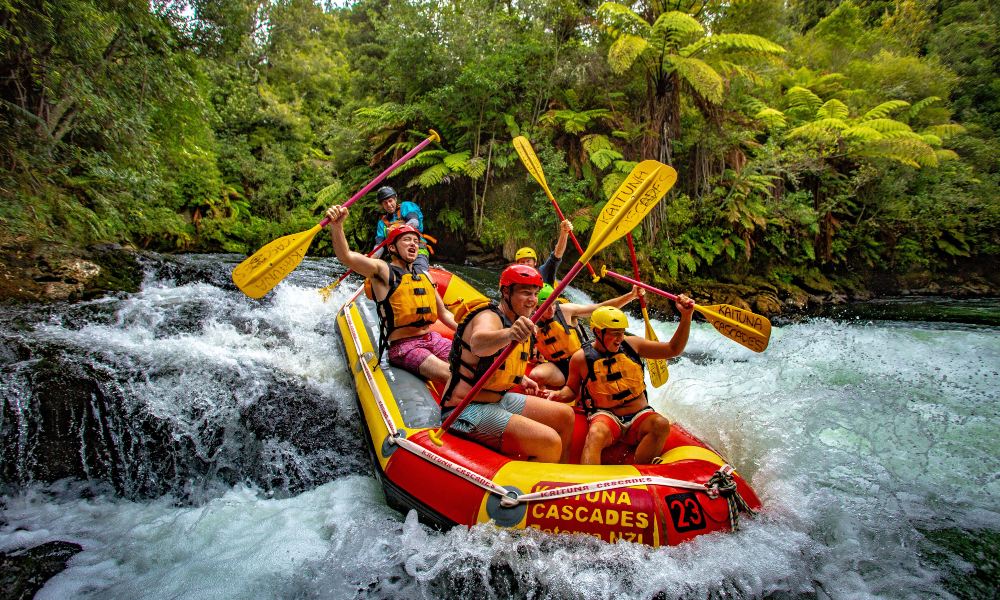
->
xmin=372 ymin=264 xmax=438 ymax=357
xmin=442 ymin=300 xmax=530 ymax=405
xmin=535 ymin=303 xmax=582 ymax=363
xmin=581 ymin=340 xmax=646 ymax=411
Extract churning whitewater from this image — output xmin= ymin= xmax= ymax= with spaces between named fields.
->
xmin=1 ymin=254 xmax=997 ymax=599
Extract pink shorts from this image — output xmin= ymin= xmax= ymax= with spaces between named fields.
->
xmin=388 ymin=331 xmax=452 ymax=375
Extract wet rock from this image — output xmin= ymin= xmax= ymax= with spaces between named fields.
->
xmin=0 ymin=238 xmax=142 ymax=302
xmin=752 ymin=293 xmax=782 ymax=315
xmin=0 ymin=540 xmax=83 ymax=600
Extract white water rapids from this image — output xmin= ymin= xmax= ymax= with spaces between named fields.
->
xmin=1 ymin=254 xmax=997 ymax=599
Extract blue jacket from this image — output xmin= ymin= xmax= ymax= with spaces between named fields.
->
xmin=375 ymin=201 xmax=424 ymax=244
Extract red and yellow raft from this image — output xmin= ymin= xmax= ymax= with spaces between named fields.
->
xmin=334 ymin=268 xmax=761 ymax=546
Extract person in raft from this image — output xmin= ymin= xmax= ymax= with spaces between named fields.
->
xmin=530 ymin=283 xmax=646 ymax=391
xmin=513 ymin=218 xmax=572 ymax=285
xmin=439 ymin=265 xmax=575 ymax=463
xmin=550 ymin=301 xmax=694 ymax=465
xmin=326 ymin=204 xmax=457 ymax=383
xmin=373 ymin=186 xmax=432 ymax=273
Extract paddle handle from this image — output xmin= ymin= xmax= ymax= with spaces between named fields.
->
xmin=439 ymin=261 xmax=586 ymax=433
xmin=625 ymin=233 xmax=650 ymax=312
xmin=318 ymin=130 xmax=440 ymax=227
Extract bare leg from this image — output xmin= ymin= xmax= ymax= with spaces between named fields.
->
xmin=529 ymin=362 xmax=566 ymax=390
xmin=500 ymin=414 xmax=561 ymax=462
xmin=520 ymin=396 xmax=575 ymax=463
xmin=417 ymin=354 xmax=451 ymax=384
xmin=632 ymin=414 xmax=671 ymax=464
xmin=581 ymin=420 xmax=615 ymax=465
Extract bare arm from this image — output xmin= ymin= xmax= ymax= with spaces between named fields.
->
xmin=553 ymin=219 xmax=572 ymax=259
xmin=629 ymin=294 xmax=695 ymax=359
xmin=467 ymin=311 xmax=536 ymax=357
xmin=435 ymin=290 xmax=457 ymax=331
xmin=326 ymin=205 xmax=387 ymax=281
xmin=551 ymin=349 xmax=586 ymax=403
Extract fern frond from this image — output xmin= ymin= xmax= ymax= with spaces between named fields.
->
xmin=443 ymin=151 xmax=471 ymax=171
xmin=353 ymin=103 xmax=413 ymax=134
xmin=843 ymin=126 xmax=884 ymax=141
xmin=596 ymin=2 xmax=650 ymax=38
xmin=411 ymin=163 xmax=450 ymax=187
xmin=920 ymin=133 xmax=943 ymax=147
xmin=682 ymin=33 xmax=786 ymax=58
xmin=817 ymin=99 xmax=849 ymax=120
xmin=908 ymin=96 xmax=941 ymax=120
xmin=862 ymin=100 xmax=910 ymax=121
xmin=859 ymin=118 xmax=912 ymax=134
xmin=668 ymin=55 xmax=723 ymax=104
xmin=786 ymin=119 xmax=847 ymax=142
xmin=785 ymin=86 xmax=823 ymax=115
xmin=391 ymin=150 xmax=447 ymax=172
xmin=923 ymin=123 xmax=965 ymax=139
xmin=462 ymin=156 xmax=486 ymax=179
xmin=935 ymin=149 xmax=960 ymax=162
xmin=650 ymin=11 xmax=704 ymax=50
xmin=608 ymin=34 xmax=648 ymax=74
xmin=755 ymin=107 xmax=787 ymax=129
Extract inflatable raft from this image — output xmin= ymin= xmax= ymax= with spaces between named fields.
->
xmin=334 ymin=268 xmax=761 ymax=546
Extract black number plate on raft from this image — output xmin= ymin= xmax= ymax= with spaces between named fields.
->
xmin=666 ymin=492 xmax=706 ymax=533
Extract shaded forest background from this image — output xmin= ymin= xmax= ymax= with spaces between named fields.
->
xmin=2 ymin=0 xmax=998 ymax=299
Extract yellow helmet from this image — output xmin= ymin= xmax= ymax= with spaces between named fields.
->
xmin=590 ymin=306 xmax=629 ymax=330
xmin=514 ymin=247 xmax=537 ymax=261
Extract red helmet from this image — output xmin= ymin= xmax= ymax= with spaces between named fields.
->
xmin=386 ymin=224 xmax=420 ymax=247
xmin=499 ymin=264 xmax=543 ymax=288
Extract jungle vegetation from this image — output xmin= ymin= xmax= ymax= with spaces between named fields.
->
xmin=2 ymin=0 xmax=998 ymax=294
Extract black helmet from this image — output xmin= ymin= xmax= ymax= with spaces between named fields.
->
xmin=376 ymin=186 xmax=397 ymax=202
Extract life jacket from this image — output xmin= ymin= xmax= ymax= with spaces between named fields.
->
xmin=581 ymin=340 xmax=646 ymax=412
xmin=371 ymin=264 xmax=438 ymax=358
xmin=441 ymin=300 xmax=530 ymax=406
xmin=535 ymin=303 xmax=583 ymax=363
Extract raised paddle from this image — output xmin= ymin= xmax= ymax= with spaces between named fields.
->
xmin=600 ymin=267 xmax=771 ymax=352
xmin=429 ymin=160 xmax=678 ymax=445
xmin=318 ymin=239 xmax=389 ymax=302
xmin=512 ymin=136 xmax=599 ymax=281
xmin=626 ymin=233 xmax=669 ymax=387
xmin=232 ymin=130 xmax=441 ymax=299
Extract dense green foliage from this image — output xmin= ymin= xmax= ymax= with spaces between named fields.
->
xmin=2 ymin=0 xmax=997 ymax=291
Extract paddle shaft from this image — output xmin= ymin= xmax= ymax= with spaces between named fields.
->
xmin=327 ymin=239 xmax=388 ymax=288
xmin=625 ymin=234 xmax=650 ymax=313
xmin=318 ymin=133 xmax=439 ymax=227
xmin=602 ymin=268 xmax=751 ymax=333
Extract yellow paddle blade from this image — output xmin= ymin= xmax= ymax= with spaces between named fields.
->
xmin=642 ymin=306 xmax=669 ymax=387
xmin=697 ymin=304 xmax=772 ymax=352
xmin=584 ymin=161 xmax=677 ymax=263
xmin=318 ymin=279 xmax=340 ymax=303
xmin=232 ymin=223 xmax=323 ymax=299
xmin=512 ymin=136 xmax=553 ymax=197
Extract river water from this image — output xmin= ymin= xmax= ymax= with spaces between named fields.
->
xmin=1 ymin=254 xmax=997 ymax=599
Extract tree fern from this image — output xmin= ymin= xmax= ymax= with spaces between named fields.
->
xmin=607 ymin=35 xmax=648 ymax=74
xmin=907 ymin=96 xmax=941 ymax=120
xmin=596 ymin=2 xmax=650 ymax=38
xmin=923 ymin=123 xmax=965 ymax=139
xmin=862 ymin=100 xmax=910 ymax=121
xmin=650 ymin=11 xmax=703 ymax=53
xmin=682 ymin=33 xmax=786 ymax=58
xmin=755 ymin=107 xmax=787 ymax=129
xmin=818 ymin=99 xmax=849 ymax=120
xmin=785 ymin=86 xmax=823 ymax=115
xmin=411 ymin=163 xmax=450 ymax=187
xmin=859 ymin=118 xmax=912 ymax=134
xmin=667 ymin=56 xmax=723 ymax=104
